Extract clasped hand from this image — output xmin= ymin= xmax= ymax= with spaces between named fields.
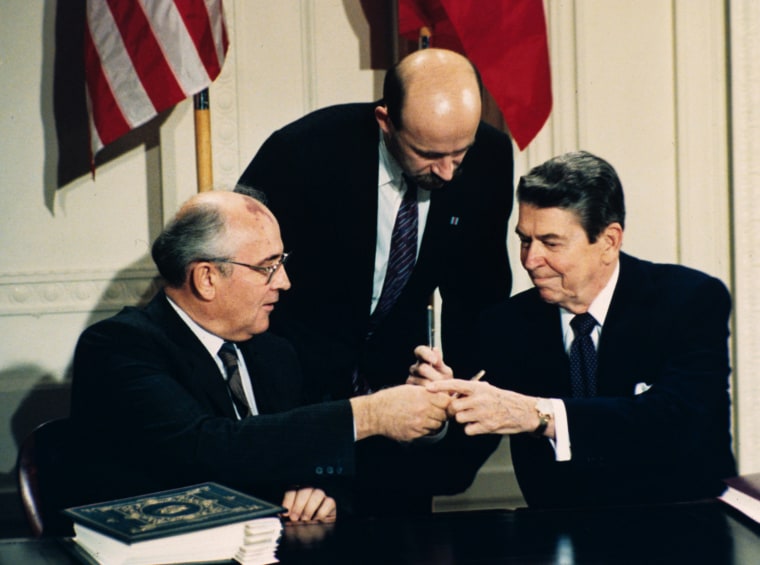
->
xmin=408 ymin=346 xmax=540 ymax=436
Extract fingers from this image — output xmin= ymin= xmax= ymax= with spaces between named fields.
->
xmin=281 ymin=489 xmax=296 ymax=516
xmin=413 ymin=345 xmax=439 ymax=365
xmin=384 ymin=385 xmax=450 ymax=441
xmin=409 ymin=345 xmax=452 ymax=385
xmin=426 ymin=378 xmax=475 ymax=397
xmin=313 ymin=496 xmax=337 ymax=523
xmin=281 ymin=488 xmax=337 ymax=523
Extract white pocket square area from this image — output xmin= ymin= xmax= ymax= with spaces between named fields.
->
xmin=634 ymin=382 xmax=652 ymax=395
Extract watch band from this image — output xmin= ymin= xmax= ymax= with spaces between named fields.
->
xmin=531 ymin=398 xmax=553 ymax=438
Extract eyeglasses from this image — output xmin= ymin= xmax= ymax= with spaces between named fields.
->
xmin=201 ymin=252 xmax=290 ymax=284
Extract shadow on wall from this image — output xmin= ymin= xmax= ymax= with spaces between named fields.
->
xmin=7 ymin=256 xmax=161 ymax=468
xmin=41 ymin=0 xmax=169 ymax=213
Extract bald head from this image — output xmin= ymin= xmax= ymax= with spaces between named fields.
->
xmin=183 ymin=190 xmax=276 ymax=235
xmin=383 ymin=48 xmax=482 ymax=132
xmin=377 ymin=49 xmax=482 ymax=190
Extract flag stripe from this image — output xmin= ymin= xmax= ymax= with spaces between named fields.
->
xmin=85 ymin=0 xmax=228 ymax=158
xmin=84 ymin=23 xmax=126 ymax=153
xmin=140 ymin=0 xmax=212 ymax=96
xmin=106 ymin=0 xmax=187 ymax=110
xmin=204 ymin=0 xmax=229 ymax=69
xmin=174 ymin=0 xmax=223 ymax=79
xmin=85 ymin=3 xmax=149 ymax=149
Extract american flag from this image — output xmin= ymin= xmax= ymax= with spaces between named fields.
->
xmin=84 ymin=0 xmax=228 ymax=157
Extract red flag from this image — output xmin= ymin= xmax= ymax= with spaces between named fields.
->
xmin=398 ymin=0 xmax=552 ymax=150
xmin=84 ymin=0 xmax=228 ymax=157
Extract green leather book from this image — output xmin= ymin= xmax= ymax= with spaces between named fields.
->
xmin=63 ymin=482 xmax=284 ymax=542
xmin=62 ymin=482 xmax=284 ymax=564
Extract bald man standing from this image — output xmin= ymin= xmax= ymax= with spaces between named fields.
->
xmin=237 ymin=49 xmax=513 ymax=514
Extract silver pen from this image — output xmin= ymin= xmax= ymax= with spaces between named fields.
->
xmin=426 ymin=304 xmax=435 ymax=347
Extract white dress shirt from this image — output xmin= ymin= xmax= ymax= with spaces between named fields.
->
xmin=548 ymin=260 xmax=620 ymax=461
xmin=166 ymin=296 xmax=259 ymax=418
xmin=371 ymin=133 xmax=431 ymax=314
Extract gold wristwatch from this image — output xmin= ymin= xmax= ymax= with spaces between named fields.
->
xmin=532 ymin=398 xmax=553 ymax=437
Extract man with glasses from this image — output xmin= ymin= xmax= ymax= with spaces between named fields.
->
xmin=70 ymin=190 xmax=451 ymax=523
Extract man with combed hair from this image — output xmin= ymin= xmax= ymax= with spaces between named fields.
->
xmin=237 ymin=48 xmax=512 ymax=513
xmin=414 ymin=151 xmax=737 ymax=508
xmin=71 ymin=191 xmax=450 ymax=522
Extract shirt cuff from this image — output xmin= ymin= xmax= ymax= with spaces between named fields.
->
xmin=548 ymin=398 xmax=571 ymax=461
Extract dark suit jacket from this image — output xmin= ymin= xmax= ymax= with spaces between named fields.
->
xmin=238 ymin=102 xmax=513 ymax=396
xmin=69 ymin=292 xmax=355 ymax=508
xmin=237 ymin=103 xmax=511 ymax=511
xmin=480 ymin=253 xmax=737 ymax=508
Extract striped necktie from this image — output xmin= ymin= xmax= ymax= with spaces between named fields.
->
xmin=369 ymin=178 xmax=418 ymax=330
xmin=218 ymin=342 xmax=251 ymax=417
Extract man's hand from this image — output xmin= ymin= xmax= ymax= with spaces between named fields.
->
xmin=407 ymin=345 xmax=454 ymax=387
xmin=427 ymin=380 xmax=548 ymax=437
xmin=281 ymin=487 xmax=337 ymax=523
xmin=350 ymin=384 xmax=451 ymax=441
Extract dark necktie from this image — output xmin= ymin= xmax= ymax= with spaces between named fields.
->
xmin=218 ymin=342 xmax=251 ymax=417
xmin=569 ymin=313 xmax=598 ymax=397
xmin=369 ymin=178 xmax=419 ymax=329
xmin=353 ymin=179 xmax=418 ymax=396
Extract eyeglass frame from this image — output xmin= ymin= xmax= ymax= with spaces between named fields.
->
xmin=198 ymin=252 xmax=290 ymax=284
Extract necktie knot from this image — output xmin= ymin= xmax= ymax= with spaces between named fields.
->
xmin=570 ymin=312 xmax=597 ymax=337
xmin=218 ymin=342 xmax=238 ymax=369
xmin=217 ymin=342 xmax=250 ymax=417
xmin=402 ymin=175 xmax=418 ymax=201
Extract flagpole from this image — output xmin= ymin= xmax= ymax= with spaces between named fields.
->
xmin=193 ymin=89 xmax=213 ymax=192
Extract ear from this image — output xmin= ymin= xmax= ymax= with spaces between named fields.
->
xmin=600 ymin=223 xmax=623 ymax=263
xmin=374 ymin=105 xmax=392 ymax=135
xmin=189 ymin=262 xmax=218 ymax=302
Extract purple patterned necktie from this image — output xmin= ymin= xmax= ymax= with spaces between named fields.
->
xmin=218 ymin=342 xmax=251 ymax=417
xmin=353 ymin=179 xmax=418 ymax=395
xmin=369 ymin=178 xmax=419 ymax=330
xmin=569 ymin=313 xmax=598 ymax=397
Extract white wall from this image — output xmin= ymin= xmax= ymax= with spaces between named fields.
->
xmin=1 ymin=0 xmax=756 ymax=512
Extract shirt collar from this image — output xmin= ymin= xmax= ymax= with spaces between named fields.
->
xmin=378 ymin=129 xmax=404 ymax=190
xmin=560 ymin=259 xmax=621 ymax=327
xmin=166 ymin=295 xmax=226 ymax=358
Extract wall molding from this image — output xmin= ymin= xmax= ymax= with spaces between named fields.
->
xmin=210 ymin=0 xmax=241 ymax=191
xmin=0 ymin=268 xmax=159 ymax=316
xmin=729 ymin=0 xmax=760 ymax=473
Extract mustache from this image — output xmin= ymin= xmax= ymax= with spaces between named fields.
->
xmin=413 ymin=166 xmax=464 ymax=191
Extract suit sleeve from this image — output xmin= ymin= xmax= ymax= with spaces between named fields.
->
xmin=440 ymin=125 xmax=514 ymax=377
xmin=71 ymin=319 xmax=356 ymax=495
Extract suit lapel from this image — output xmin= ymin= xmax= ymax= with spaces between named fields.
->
xmin=528 ymin=297 xmax=573 ymax=397
xmin=343 ymin=110 xmax=382 ymax=324
xmin=146 ymin=293 xmax=238 ymax=418
xmin=596 ymin=253 xmax=653 ymax=395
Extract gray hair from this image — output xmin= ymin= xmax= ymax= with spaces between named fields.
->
xmin=151 ymin=201 xmax=232 ymax=287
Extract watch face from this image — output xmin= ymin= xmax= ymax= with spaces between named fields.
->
xmin=536 ymin=398 xmax=554 ymax=416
